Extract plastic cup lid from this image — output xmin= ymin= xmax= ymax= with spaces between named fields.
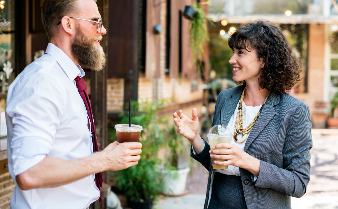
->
xmin=114 ymin=124 xmax=143 ymax=132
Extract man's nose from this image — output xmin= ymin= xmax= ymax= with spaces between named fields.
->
xmin=100 ymin=25 xmax=107 ymax=35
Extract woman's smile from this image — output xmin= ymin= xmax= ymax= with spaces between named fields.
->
xmin=232 ymin=66 xmax=240 ymax=73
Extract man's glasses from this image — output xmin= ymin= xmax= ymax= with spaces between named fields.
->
xmin=57 ymin=17 xmax=103 ymax=33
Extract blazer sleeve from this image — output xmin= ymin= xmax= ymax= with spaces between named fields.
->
xmin=254 ymin=104 xmax=312 ymax=198
xmin=191 ymin=139 xmax=211 ymax=171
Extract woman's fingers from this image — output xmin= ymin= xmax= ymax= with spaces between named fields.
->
xmin=211 ymin=154 xmax=232 ymax=160
xmin=191 ymin=108 xmax=198 ymax=121
xmin=173 ymin=117 xmax=180 ymax=127
xmin=214 ymin=160 xmax=232 ymax=165
xmin=176 ymin=110 xmax=187 ymax=119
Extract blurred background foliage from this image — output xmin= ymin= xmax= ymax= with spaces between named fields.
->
xmin=208 ymin=34 xmax=233 ymax=79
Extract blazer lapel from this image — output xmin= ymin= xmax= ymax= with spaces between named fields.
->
xmin=219 ymin=86 xmax=244 ymax=127
xmin=244 ymin=92 xmax=280 ymax=152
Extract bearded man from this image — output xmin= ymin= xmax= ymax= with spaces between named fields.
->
xmin=5 ymin=0 xmax=142 ymax=208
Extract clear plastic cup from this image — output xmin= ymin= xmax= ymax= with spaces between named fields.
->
xmin=114 ymin=124 xmax=143 ymax=143
xmin=207 ymin=125 xmax=232 ymax=169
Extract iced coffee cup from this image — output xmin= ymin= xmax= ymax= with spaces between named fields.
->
xmin=114 ymin=124 xmax=143 ymax=143
xmin=208 ymin=125 xmax=231 ymax=169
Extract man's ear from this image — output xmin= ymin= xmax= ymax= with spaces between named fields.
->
xmin=60 ymin=16 xmax=75 ymax=35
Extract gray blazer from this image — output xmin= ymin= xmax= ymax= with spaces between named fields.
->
xmin=192 ymin=85 xmax=312 ymax=209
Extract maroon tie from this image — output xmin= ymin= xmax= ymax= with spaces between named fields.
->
xmin=75 ymin=76 xmax=103 ymax=201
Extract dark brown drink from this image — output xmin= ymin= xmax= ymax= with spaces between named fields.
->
xmin=116 ymin=131 xmax=141 ymax=143
xmin=114 ymin=124 xmax=143 ymax=143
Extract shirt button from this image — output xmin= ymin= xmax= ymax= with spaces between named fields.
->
xmin=243 ymin=179 xmax=250 ymax=185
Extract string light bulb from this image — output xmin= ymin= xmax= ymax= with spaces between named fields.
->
xmin=229 ymin=27 xmax=236 ymax=35
xmin=285 ymin=10 xmax=292 ymax=16
xmin=221 ymin=20 xmax=228 ymax=26
xmin=220 ymin=30 xmax=226 ymax=36
xmin=0 ymin=1 xmax=5 ymax=10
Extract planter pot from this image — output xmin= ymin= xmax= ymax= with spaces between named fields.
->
xmin=327 ymin=117 xmax=338 ymax=128
xmin=162 ymin=167 xmax=190 ymax=195
xmin=128 ymin=200 xmax=153 ymax=209
xmin=183 ymin=5 xmax=197 ymax=20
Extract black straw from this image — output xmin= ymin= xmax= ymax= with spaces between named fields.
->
xmin=129 ymin=99 xmax=131 ymax=127
xmin=220 ymin=109 xmax=222 ymax=126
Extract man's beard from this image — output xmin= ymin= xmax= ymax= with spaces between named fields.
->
xmin=71 ymin=27 xmax=106 ymax=71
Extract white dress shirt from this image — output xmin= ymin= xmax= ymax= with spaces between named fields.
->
xmin=6 ymin=43 xmax=99 ymax=209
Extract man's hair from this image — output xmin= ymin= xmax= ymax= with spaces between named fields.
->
xmin=229 ymin=20 xmax=301 ymax=95
xmin=41 ymin=0 xmax=78 ymax=39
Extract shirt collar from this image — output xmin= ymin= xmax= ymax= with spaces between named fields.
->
xmin=45 ymin=43 xmax=85 ymax=80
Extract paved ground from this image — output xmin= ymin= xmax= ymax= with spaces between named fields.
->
xmin=155 ymin=129 xmax=338 ymax=209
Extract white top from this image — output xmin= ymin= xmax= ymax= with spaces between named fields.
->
xmin=6 ymin=43 xmax=99 ymax=209
xmin=216 ymin=101 xmax=261 ymax=176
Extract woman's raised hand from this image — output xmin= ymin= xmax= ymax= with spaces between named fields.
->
xmin=173 ymin=108 xmax=200 ymax=141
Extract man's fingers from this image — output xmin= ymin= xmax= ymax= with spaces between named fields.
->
xmin=121 ymin=142 xmax=142 ymax=149
xmin=110 ymin=141 xmax=119 ymax=147
xmin=191 ymin=108 xmax=198 ymax=121
xmin=129 ymin=148 xmax=142 ymax=156
xmin=126 ymin=155 xmax=141 ymax=163
xmin=126 ymin=161 xmax=139 ymax=168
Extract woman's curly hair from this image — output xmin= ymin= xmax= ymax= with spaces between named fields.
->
xmin=228 ymin=20 xmax=301 ymax=95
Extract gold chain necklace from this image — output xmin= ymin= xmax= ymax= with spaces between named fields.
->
xmin=233 ymin=89 xmax=270 ymax=143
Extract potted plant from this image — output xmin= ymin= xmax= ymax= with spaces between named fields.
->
xmin=183 ymin=2 xmax=212 ymax=62
xmin=161 ymin=125 xmax=190 ymax=196
xmin=327 ymin=93 xmax=338 ymax=128
xmin=110 ymin=100 xmax=167 ymax=209
xmin=114 ymin=159 xmax=164 ymax=209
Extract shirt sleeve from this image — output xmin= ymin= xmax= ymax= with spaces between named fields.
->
xmin=6 ymin=72 xmax=66 ymax=176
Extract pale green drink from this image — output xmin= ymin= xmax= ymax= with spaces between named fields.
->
xmin=208 ymin=134 xmax=232 ymax=169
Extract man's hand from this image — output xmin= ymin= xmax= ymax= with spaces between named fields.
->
xmin=101 ymin=141 xmax=142 ymax=171
xmin=16 ymin=141 xmax=142 ymax=190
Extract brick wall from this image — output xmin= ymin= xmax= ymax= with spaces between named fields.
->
xmin=138 ymin=74 xmax=154 ymax=103
xmin=292 ymin=24 xmax=326 ymax=115
xmin=0 ymin=172 xmax=15 ymax=209
xmin=107 ymin=78 xmax=124 ymax=112
xmin=137 ymin=74 xmax=204 ymax=104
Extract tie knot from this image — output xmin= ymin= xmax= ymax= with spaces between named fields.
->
xmin=75 ymin=76 xmax=87 ymax=92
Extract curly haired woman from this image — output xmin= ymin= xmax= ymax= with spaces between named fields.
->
xmin=173 ymin=20 xmax=312 ymax=209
